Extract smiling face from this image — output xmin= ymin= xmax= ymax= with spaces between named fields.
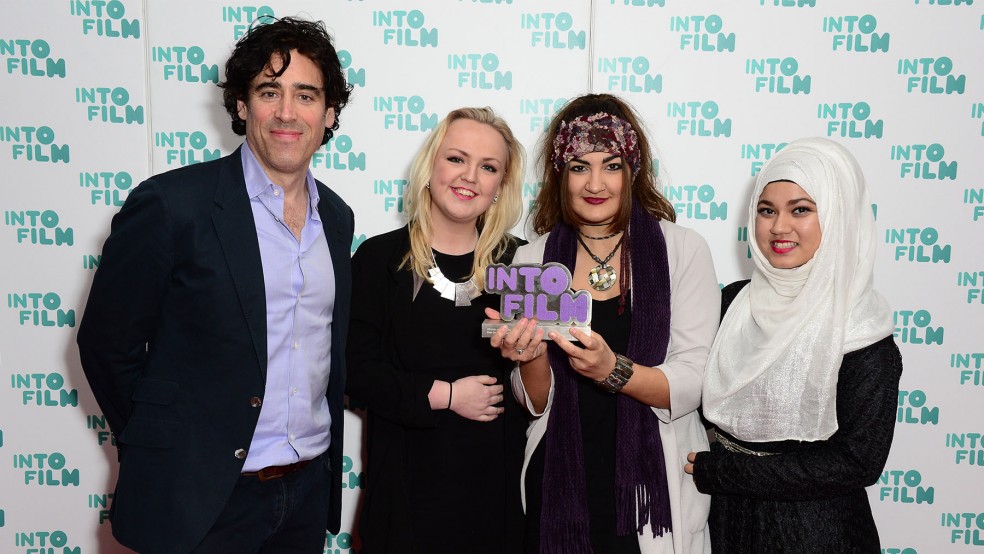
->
xmin=428 ymin=118 xmax=509 ymax=230
xmin=565 ymin=151 xmax=625 ymax=228
xmin=237 ymin=50 xmax=334 ymax=188
xmin=755 ymin=180 xmax=822 ymax=269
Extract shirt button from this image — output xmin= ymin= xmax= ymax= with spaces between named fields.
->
xmin=292 ymin=387 xmax=299 ymax=395
xmin=292 ymin=341 xmax=299 ymax=350
xmin=234 ymin=448 xmax=247 ymax=459
xmin=250 ymin=396 xmax=262 ymax=408
xmin=289 ymin=433 xmax=295 ymax=441
xmin=273 ymin=189 xmax=281 ymax=196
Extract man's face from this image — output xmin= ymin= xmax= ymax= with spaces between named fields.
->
xmin=237 ymin=50 xmax=334 ymax=187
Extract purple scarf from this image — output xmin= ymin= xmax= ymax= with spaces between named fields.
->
xmin=540 ymin=205 xmax=672 ymax=553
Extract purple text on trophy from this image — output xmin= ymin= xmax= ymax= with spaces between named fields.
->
xmin=485 ymin=263 xmax=591 ymax=324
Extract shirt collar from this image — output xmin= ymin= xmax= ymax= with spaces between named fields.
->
xmin=240 ymin=141 xmax=321 ymax=214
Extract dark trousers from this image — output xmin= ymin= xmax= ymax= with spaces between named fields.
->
xmin=192 ymin=456 xmax=331 ymax=553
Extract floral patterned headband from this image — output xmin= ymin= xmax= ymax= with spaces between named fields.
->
xmin=551 ymin=112 xmax=642 ymax=178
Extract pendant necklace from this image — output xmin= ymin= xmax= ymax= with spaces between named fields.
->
xmin=576 ymin=232 xmax=624 ymax=291
xmin=428 ymin=253 xmax=482 ymax=307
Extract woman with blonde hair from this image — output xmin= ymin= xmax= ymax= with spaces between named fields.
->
xmin=347 ymin=107 xmax=527 ymax=552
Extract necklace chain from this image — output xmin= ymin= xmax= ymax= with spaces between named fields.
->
xmin=577 ymin=233 xmax=624 ymax=265
xmin=579 ymin=229 xmax=621 ymax=241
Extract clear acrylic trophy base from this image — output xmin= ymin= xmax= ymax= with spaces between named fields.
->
xmin=481 ymin=319 xmax=591 ymax=342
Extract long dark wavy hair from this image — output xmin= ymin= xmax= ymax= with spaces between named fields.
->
xmin=531 ymin=93 xmax=675 ymax=235
xmin=219 ymin=16 xmax=353 ymax=145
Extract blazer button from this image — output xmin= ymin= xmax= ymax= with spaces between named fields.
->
xmin=234 ymin=448 xmax=247 ymax=459
xmin=250 ymin=396 xmax=262 ymax=408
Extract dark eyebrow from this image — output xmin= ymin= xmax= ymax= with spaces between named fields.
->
xmin=571 ymin=154 xmax=622 ymax=164
xmin=447 ymin=147 xmax=503 ymax=166
xmin=788 ymin=197 xmax=817 ymax=205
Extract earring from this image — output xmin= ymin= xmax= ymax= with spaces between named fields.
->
xmin=426 ymin=181 xmax=431 ymax=189
xmin=493 ymin=195 xmax=499 ymax=204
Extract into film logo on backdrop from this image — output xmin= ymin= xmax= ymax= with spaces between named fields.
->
xmin=897 ymin=56 xmax=966 ymax=95
xmin=941 ymin=512 xmax=984 ymax=547
xmin=661 ymin=183 xmax=728 ymax=222
xmin=965 ymin=187 xmax=983 ymax=221
xmin=956 ymin=269 xmax=984 ymax=305
xmin=945 ymin=431 xmax=984 ymax=467
xmin=448 ymin=53 xmax=513 ymax=91
xmin=877 ymin=467 xmax=935 ymax=505
xmin=337 ymin=50 xmax=365 ymax=89
xmin=221 ymin=4 xmax=276 ymax=41
xmin=74 ymin=86 xmax=145 ymax=124
xmin=893 ymin=309 xmax=944 ymax=346
xmin=885 ymin=227 xmax=952 ymax=264
xmin=745 ymin=57 xmax=812 ymax=95
xmin=896 ymin=389 xmax=940 ymax=426
xmin=950 ymin=351 xmax=984 ymax=388
xmin=668 ymin=13 xmax=735 ymax=52
xmin=373 ymin=9 xmax=438 ymax=47
xmin=6 ymin=292 xmax=76 ymax=328
xmin=817 ymin=101 xmax=884 ymax=140
xmin=152 ymin=44 xmax=220 ymax=84
xmin=154 ymin=129 xmax=222 ymax=167
xmin=822 ymin=14 xmax=890 ymax=53
xmin=597 ymin=55 xmax=662 ymax=95
xmin=372 ymin=95 xmax=438 ymax=133
xmin=667 ymin=100 xmax=732 ymax=138
xmin=312 ymin=135 xmax=366 ymax=172
xmin=1 ymin=125 xmax=70 ymax=164
xmin=520 ymin=10 xmax=586 ymax=49
xmin=5 ymin=209 xmax=74 ymax=247
xmin=519 ymin=97 xmax=569 ymax=133
xmin=891 ymin=143 xmax=958 ymax=181
xmin=741 ymin=142 xmax=787 ymax=176
xmin=10 ymin=372 xmax=78 ymax=408
xmin=1 ymin=38 xmax=65 ymax=78
xmin=12 ymin=529 xmax=82 ymax=554
xmin=69 ymin=0 xmax=141 ymax=39
xmin=79 ymin=170 xmax=133 ymax=208
xmin=372 ymin=177 xmax=408 ymax=214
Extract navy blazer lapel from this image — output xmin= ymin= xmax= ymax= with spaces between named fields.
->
xmin=211 ymin=149 xmax=268 ymax=377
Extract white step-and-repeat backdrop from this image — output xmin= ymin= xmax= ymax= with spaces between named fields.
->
xmin=1 ymin=1 xmax=982 ymax=552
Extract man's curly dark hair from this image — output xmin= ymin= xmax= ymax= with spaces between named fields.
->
xmin=220 ymin=16 xmax=352 ymax=145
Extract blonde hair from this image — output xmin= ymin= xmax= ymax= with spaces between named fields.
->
xmin=403 ymin=107 xmax=525 ymax=289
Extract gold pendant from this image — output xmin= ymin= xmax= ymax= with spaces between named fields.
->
xmin=588 ymin=264 xmax=617 ymax=291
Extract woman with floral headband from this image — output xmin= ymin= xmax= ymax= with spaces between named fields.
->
xmin=489 ymin=94 xmax=718 ymax=553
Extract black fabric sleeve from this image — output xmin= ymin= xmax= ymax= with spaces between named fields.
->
xmin=692 ymin=335 xmax=903 ymax=501
xmin=345 ymin=234 xmax=439 ymax=429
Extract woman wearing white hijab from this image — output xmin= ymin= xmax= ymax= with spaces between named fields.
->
xmin=685 ymin=137 xmax=902 ymax=552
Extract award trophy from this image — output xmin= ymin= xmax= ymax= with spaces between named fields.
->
xmin=481 ymin=262 xmax=592 ymax=341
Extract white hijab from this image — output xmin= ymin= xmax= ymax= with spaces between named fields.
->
xmin=702 ymin=137 xmax=894 ymax=442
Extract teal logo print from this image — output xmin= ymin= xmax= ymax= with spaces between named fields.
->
xmin=818 ymin=102 xmax=882 ymax=138
xmin=741 ymin=142 xmax=787 ymax=175
xmin=222 ymin=5 xmax=276 ymax=40
xmin=957 ymin=271 xmax=984 ymax=304
xmin=893 ymin=309 xmax=944 ymax=345
xmin=823 ymin=15 xmax=889 ymax=52
xmin=746 ymin=58 xmax=811 ymax=94
xmin=75 ymin=86 xmax=144 ymax=124
xmin=878 ymin=469 xmax=934 ymax=504
xmin=14 ymin=530 xmax=81 ymax=552
xmin=670 ymin=15 xmax=735 ymax=52
xmin=11 ymin=373 xmax=78 ymax=407
xmin=155 ymin=131 xmax=220 ymax=166
xmin=1 ymin=126 xmax=69 ymax=163
xmin=5 ymin=210 xmax=73 ymax=246
xmin=898 ymin=57 xmax=965 ymax=94
xmin=598 ymin=56 xmax=661 ymax=94
xmin=373 ymin=96 xmax=437 ymax=132
xmin=326 ymin=531 xmax=355 ymax=553
xmin=663 ymin=184 xmax=727 ymax=220
xmin=338 ymin=50 xmax=365 ymax=88
xmin=951 ymin=352 xmax=984 ymax=387
xmin=891 ymin=143 xmax=957 ymax=180
xmin=760 ymin=0 xmax=816 ymax=6
xmin=13 ymin=453 xmax=80 ymax=486
xmin=611 ymin=0 xmax=665 ymax=5
xmin=521 ymin=12 xmax=586 ymax=49
xmin=965 ymin=188 xmax=983 ymax=221
xmin=152 ymin=46 xmax=219 ymax=83
xmin=373 ymin=10 xmax=438 ymax=47
xmin=449 ymin=53 xmax=512 ymax=90
xmin=1 ymin=39 xmax=66 ymax=78
xmin=373 ymin=179 xmax=407 ymax=213
xmin=312 ymin=135 xmax=365 ymax=171
xmin=70 ymin=0 xmax=141 ymax=38
xmin=667 ymin=101 xmax=732 ymax=137
xmin=89 ymin=492 xmax=114 ymax=524
xmin=942 ymin=512 xmax=984 ymax=546
xmin=7 ymin=292 xmax=76 ymax=327
xmin=897 ymin=390 xmax=939 ymax=425
xmin=520 ymin=98 xmax=568 ymax=132
xmin=946 ymin=433 xmax=984 ymax=466
xmin=80 ymin=171 xmax=132 ymax=206
xmin=87 ymin=414 xmax=116 ymax=447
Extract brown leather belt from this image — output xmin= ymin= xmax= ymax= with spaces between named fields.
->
xmin=242 ymin=459 xmax=312 ymax=481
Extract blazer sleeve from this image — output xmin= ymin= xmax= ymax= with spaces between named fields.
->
xmin=692 ymin=336 xmax=903 ymax=501
xmin=345 ymin=235 xmax=440 ymax=429
xmin=77 ymin=179 xmax=174 ymax=436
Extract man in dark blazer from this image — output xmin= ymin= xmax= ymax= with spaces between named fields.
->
xmin=77 ymin=17 xmax=354 ymax=553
